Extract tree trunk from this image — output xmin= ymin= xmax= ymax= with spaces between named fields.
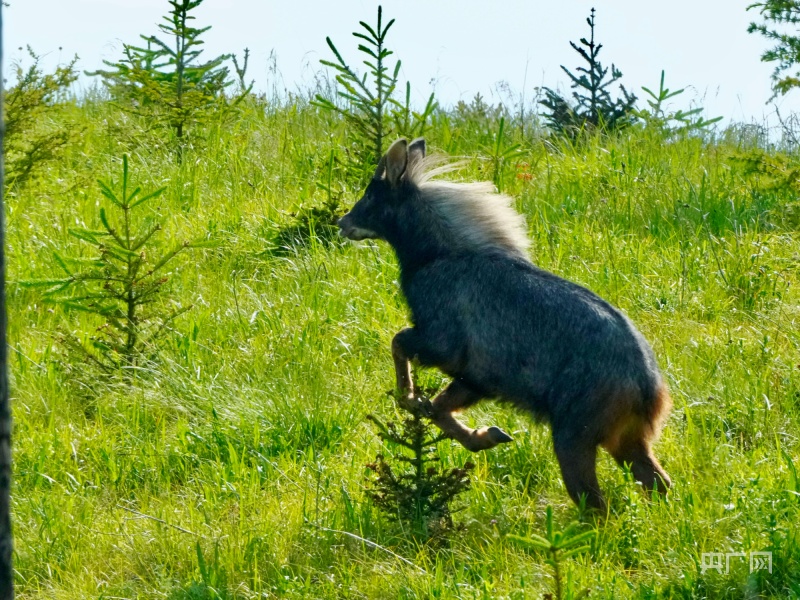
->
xmin=0 ymin=3 xmax=14 ymax=598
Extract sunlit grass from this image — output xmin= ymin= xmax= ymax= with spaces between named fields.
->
xmin=7 ymin=96 xmax=800 ymax=598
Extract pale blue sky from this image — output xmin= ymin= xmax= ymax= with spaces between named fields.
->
xmin=6 ymin=0 xmax=800 ymax=127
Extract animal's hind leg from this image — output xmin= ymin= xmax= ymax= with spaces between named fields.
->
xmin=428 ymin=380 xmax=513 ymax=452
xmin=553 ymin=436 xmax=604 ymax=510
xmin=607 ymin=435 xmax=671 ymax=496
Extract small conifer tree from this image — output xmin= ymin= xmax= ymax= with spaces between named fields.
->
xmin=748 ymin=1 xmax=800 ymax=99
xmin=89 ymin=0 xmax=249 ymax=159
xmin=638 ymin=70 xmax=722 ymax=134
xmin=366 ymin=387 xmax=474 ymax=539
xmin=314 ymin=5 xmax=436 ymax=170
xmin=540 ymin=8 xmax=636 ymax=137
xmin=314 ymin=5 xmax=399 ymax=167
xmin=24 ymin=156 xmax=211 ymax=373
xmin=4 ymin=47 xmax=79 ymax=189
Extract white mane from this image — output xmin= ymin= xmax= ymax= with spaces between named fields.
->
xmin=407 ymin=156 xmax=531 ymax=259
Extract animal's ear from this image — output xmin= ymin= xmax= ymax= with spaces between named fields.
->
xmin=384 ymin=138 xmax=408 ymax=187
xmin=373 ymin=154 xmax=387 ymax=181
xmin=407 ymin=137 xmax=426 ymax=171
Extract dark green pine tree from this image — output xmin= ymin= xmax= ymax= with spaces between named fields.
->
xmin=90 ymin=0 xmax=249 ymax=158
xmin=314 ymin=5 xmax=401 ymax=165
xmin=540 ymin=7 xmax=637 ymax=137
xmin=748 ymin=1 xmax=800 ymax=99
xmin=366 ymin=390 xmax=474 ymax=539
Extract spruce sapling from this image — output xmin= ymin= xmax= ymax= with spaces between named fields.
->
xmin=540 ymin=8 xmax=636 ymax=137
xmin=314 ymin=5 xmax=436 ymax=172
xmin=25 ymin=155 xmax=210 ymax=373
xmin=89 ymin=0 xmax=249 ymax=160
xmin=366 ymin=386 xmax=474 ymax=539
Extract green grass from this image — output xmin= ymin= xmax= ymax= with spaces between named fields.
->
xmin=7 ymin=95 xmax=800 ymax=599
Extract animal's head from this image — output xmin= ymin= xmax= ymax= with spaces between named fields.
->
xmin=337 ymin=137 xmax=426 ymax=242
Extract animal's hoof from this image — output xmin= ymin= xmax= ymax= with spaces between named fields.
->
xmin=486 ymin=426 xmax=513 ymax=444
xmin=395 ymin=393 xmax=417 ymax=412
xmin=468 ymin=426 xmax=514 ymax=451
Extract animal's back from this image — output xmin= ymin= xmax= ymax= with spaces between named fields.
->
xmin=403 ymin=249 xmax=663 ymax=431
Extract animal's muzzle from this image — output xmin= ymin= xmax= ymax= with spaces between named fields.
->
xmin=337 ymin=215 xmax=353 ymax=238
xmin=337 ymin=216 xmax=377 ymax=241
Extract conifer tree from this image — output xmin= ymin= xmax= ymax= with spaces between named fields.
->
xmin=23 ymin=155 xmax=210 ymax=373
xmin=314 ymin=5 xmax=400 ymax=165
xmin=314 ymin=5 xmax=436 ymax=171
xmin=366 ymin=389 xmax=473 ymax=538
xmin=5 ymin=47 xmax=79 ymax=189
xmin=540 ymin=8 xmax=636 ymax=137
xmin=748 ymin=1 xmax=800 ymax=99
xmin=89 ymin=0 xmax=248 ymax=158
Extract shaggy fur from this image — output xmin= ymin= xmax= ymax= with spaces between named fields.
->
xmin=403 ymin=152 xmax=531 ymax=258
xmin=419 ymin=179 xmax=530 ymax=258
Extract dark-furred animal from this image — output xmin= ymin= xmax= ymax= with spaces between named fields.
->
xmin=338 ymin=138 xmax=671 ymax=509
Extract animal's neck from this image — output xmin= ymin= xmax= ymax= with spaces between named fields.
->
xmin=385 ymin=201 xmax=451 ymax=282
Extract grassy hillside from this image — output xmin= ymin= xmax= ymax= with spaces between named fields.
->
xmin=7 ymin=94 xmax=800 ymax=598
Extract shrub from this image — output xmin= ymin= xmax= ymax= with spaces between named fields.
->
xmin=4 ymin=47 xmax=79 ymax=190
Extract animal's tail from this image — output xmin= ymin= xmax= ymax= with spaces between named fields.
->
xmin=643 ymin=380 xmax=672 ymax=442
xmin=602 ymin=379 xmax=673 ymax=493
xmin=599 ymin=377 xmax=671 ymax=454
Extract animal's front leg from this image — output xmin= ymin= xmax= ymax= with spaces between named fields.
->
xmin=391 ymin=328 xmax=418 ymax=411
xmin=429 ymin=380 xmax=514 ymax=452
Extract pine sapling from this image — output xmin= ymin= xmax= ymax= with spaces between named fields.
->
xmin=638 ymin=70 xmax=721 ymax=134
xmin=540 ymin=8 xmax=636 ymax=138
xmin=314 ymin=4 xmax=436 ymax=172
xmin=25 ymin=155 xmax=210 ymax=373
xmin=508 ymin=506 xmax=595 ymax=600
xmin=314 ymin=4 xmax=399 ymax=165
xmin=366 ymin=386 xmax=474 ymax=539
xmin=88 ymin=0 xmax=249 ymax=160
xmin=748 ymin=1 xmax=800 ymax=99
